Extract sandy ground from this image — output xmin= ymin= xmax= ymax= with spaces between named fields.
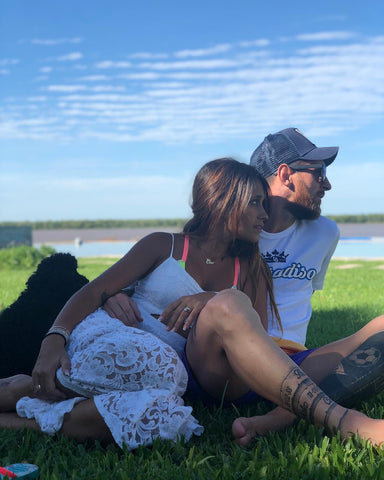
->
xmin=32 ymin=223 xmax=384 ymax=243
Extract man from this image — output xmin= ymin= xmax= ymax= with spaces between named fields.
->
xmin=250 ymin=127 xmax=340 ymax=350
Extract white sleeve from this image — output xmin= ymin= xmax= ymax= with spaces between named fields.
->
xmin=312 ymin=224 xmax=340 ymax=291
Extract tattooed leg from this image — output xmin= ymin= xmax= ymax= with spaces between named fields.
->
xmin=279 ymin=366 xmax=348 ymax=434
xmin=234 ymin=334 xmax=384 ymax=446
xmin=319 ymin=331 xmax=384 ymax=407
xmin=233 ymin=332 xmax=384 ymax=445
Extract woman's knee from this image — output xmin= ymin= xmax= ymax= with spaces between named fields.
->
xmin=210 ymin=289 xmax=251 ymax=310
xmin=199 ymin=289 xmax=259 ymax=333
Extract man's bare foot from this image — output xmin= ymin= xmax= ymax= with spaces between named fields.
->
xmin=233 ymin=408 xmax=384 ymax=448
xmin=232 ymin=407 xmax=297 ymax=446
xmin=0 ymin=375 xmax=33 ymax=412
xmin=338 ymin=409 xmax=384 ymax=446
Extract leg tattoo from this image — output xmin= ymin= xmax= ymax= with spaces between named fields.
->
xmin=280 ymin=367 xmax=341 ymax=432
xmin=320 ymin=331 xmax=384 ymax=407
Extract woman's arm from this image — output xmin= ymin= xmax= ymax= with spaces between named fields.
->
xmin=52 ymin=232 xmax=170 ymax=332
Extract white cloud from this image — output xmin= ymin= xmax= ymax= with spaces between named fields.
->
xmin=174 ymin=43 xmax=232 ymax=58
xmin=0 ymin=58 xmax=19 ymax=66
xmin=31 ymin=37 xmax=83 ymax=45
xmin=57 ymin=52 xmax=83 ymax=62
xmin=129 ymin=52 xmax=168 ymax=59
xmin=79 ymin=75 xmax=109 ymax=81
xmin=27 ymin=96 xmax=46 ymax=102
xmin=118 ymin=72 xmax=160 ymax=80
xmin=2 ymin=33 xmax=384 ymax=147
xmin=239 ymin=39 xmax=270 ymax=48
xmin=296 ymin=31 xmax=357 ymax=42
xmin=46 ymin=85 xmax=87 ymax=92
xmin=39 ymin=66 xmax=52 ymax=73
xmin=138 ymin=58 xmax=245 ymax=70
xmin=95 ymin=61 xmax=131 ymax=69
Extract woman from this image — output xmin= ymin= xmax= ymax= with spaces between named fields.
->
xmin=2 ymin=158 xmax=384 ymax=448
xmin=0 ymin=158 xmax=276 ymax=448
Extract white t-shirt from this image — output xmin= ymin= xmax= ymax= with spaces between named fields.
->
xmin=259 ymin=216 xmax=339 ymax=346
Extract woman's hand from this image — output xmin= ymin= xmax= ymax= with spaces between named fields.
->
xmin=102 ymin=292 xmax=143 ymax=327
xmin=31 ymin=335 xmax=72 ymax=401
xmin=159 ymin=292 xmax=216 ymax=335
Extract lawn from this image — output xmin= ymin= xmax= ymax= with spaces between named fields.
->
xmin=1 ymin=258 xmax=384 ymax=479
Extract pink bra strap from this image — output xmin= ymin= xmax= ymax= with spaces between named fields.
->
xmin=233 ymin=257 xmax=240 ymax=288
xmin=178 ymin=235 xmax=189 ymax=269
xmin=181 ymin=234 xmax=189 ymax=263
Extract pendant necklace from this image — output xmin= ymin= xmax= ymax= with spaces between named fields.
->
xmin=197 ymin=242 xmax=226 ymax=265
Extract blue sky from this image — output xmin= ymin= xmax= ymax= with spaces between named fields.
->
xmin=1 ymin=0 xmax=383 ymax=221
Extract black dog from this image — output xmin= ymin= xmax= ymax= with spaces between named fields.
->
xmin=0 ymin=253 xmax=89 ymax=377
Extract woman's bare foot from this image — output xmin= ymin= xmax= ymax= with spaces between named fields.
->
xmin=232 ymin=407 xmax=297 ymax=446
xmin=0 ymin=375 xmax=33 ymax=412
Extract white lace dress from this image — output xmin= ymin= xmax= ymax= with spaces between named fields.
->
xmin=17 ymin=312 xmax=203 ymax=449
xmin=17 ymin=236 xmax=206 ymax=449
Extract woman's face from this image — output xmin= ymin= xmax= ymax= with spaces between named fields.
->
xmin=237 ymin=179 xmax=268 ymax=243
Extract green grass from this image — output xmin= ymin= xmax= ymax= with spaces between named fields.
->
xmin=1 ymin=258 xmax=384 ymax=479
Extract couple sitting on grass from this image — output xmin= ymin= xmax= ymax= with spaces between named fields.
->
xmin=2 ymin=128 xmax=384 ymax=451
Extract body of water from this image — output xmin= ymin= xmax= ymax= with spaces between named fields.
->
xmin=35 ymin=237 xmax=384 ymax=259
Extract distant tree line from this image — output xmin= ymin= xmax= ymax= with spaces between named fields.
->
xmin=0 ymin=214 xmax=383 ymax=230
xmin=0 ymin=218 xmax=188 ymax=229
xmin=327 ymin=214 xmax=384 ymax=223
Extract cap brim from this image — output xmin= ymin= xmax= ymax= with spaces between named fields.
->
xmin=300 ymin=146 xmax=339 ymax=166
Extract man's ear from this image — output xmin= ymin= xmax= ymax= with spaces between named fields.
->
xmin=276 ymin=164 xmax=293 ymax=186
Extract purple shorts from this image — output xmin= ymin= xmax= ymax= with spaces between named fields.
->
xmin=181 ymin=347 xmax=315 ymax=407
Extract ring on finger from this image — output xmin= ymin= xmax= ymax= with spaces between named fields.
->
xmin=183 ymin=306 xmax=192 ymax=314
xmin=33 ymin=384 xmax=41 ymax=394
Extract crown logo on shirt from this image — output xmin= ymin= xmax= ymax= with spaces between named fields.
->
xmin=262 ymin=249 xmax=289 ymax=263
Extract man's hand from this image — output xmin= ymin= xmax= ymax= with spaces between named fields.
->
xmin=103 ymin=292 xmax=143 ymax=327
xmin=159 ymin=292 xmax=216 ymax=334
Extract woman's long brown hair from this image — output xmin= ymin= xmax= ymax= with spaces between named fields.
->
xmin=183 ymin=158 xmax=281 ymax=331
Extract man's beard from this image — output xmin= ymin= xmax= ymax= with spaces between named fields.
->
xmin=286 ymin=189 xmax=321 ymax=220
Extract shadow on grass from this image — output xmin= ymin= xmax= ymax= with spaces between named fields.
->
xmin=307 ymin=305 xmax=383 ymax=348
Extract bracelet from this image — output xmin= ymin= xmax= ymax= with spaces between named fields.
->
xmin=45 ymin=326 xmax=71 ymax=345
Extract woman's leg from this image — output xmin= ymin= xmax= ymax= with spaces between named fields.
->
xmin=0 ymin=373 xmax=77 ymax=412
xmin=0 ymin=375 xmax=112 ymax=442
xmin=0 ymin=375 xmax=33 ymax=412
xmin=0 ymin=399 xmax=113 ymax=443
xmin=187 ymin=290 xmax=384 ymax=445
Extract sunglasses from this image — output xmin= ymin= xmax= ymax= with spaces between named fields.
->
xmin=289 ymin=163 xmax=327 ymax=183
